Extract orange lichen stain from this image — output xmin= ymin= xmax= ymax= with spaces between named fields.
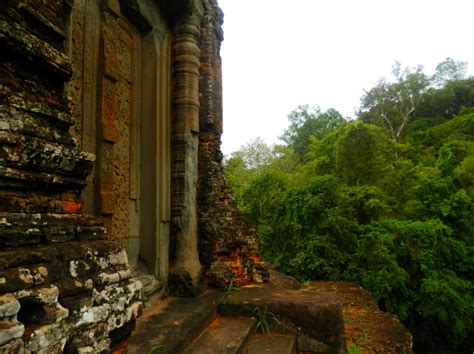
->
xmin=222 ymin=197 xmax=229 ymax=206
xmin=224 ymin=248 xmax=251 ymax=287
xmin=42 ymin=97 xmax=61 ymax=107
xmin=63 ymin=201 xmax=81 ymax=213
xmin=249 ymin=253 xmax=264 ymax=264
xmin=111 ymin=339 xmax=128 ymax=354
xmin=205 ymin=316 xmax=223 ymax=330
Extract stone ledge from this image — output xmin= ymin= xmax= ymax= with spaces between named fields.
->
xmin=0 ymin=20 xmax=72 ymax=80
xmin=0 ymin=105 xmax=74 ymax=144
xmin=0 ymin=131 xmax=94 ymax=179
xmin=245 ymin=334 xmax=297 ymax=354
xmin=0 ymin=320 xmax=24 ymax=346
xmin=0 ymin=338 xmax=24 ymax=353
xmin=183 ymin=316 xmax=257 ymax=353
xmin=0 ymin=166 xmax=86 ymax=191
xmin=128 ymin=290 xmax=227 ymax=353
xmin=219 ymin=284 xmax=346 ymax=353
xmin=0 ymin=294 xmax=20 ymax=317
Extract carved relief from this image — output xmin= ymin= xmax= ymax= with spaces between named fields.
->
xmin=97 ymin=10 xmax=141 ymax=246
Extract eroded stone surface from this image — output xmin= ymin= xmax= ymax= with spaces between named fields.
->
xmin=128 ymin=290 xmax=226 ymax=353
xmin=0 ymin=294 xmax=20 ymax=317
xmin=197 ymin=0 xmax=269 ymax=289
xmin=23 ymin=323 xmax=65 ymax=352
xmin=0 ymin=0 xmax=272 ymax=351
xmin=244 ymin=334 xmax=297 ymax=354
xmin=183 ymin=317 xmax=257 ymax=354
xmin=220 ymin=284 xmax=346 ymax=353
xmin=16 ymin=285 xmax=59 ymax=305
xmin=0 ymin=338 xmax=24 ymax=354
xmin=0 ymin=1 xmax=142 ymax=352
xmin=0 ymin=320 xmax=25 ymax=346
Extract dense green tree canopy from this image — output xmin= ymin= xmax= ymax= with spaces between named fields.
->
xmin=431 ymin=57 xmax=468 ymax=87
xmin=281 ymin=105 xmax=345 ymax=159
xmin=225 ymin=60 xmax=474 ymax=353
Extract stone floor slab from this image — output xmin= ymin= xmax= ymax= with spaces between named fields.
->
xmin=219 ymin=283 xmax=345 ymax=353
xmin=244 ymin=334 xmax=296 ymax=354
xmin=127 ymin=290 xmax=226 ymax=354
xmin=183 ymin=317 xmax=256 ymax=354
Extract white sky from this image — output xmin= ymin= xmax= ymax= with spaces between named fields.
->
xmin=218 ymin=0 xmax=474 ymax=155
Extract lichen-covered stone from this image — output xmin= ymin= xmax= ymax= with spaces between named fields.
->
xmin=23 ymin=323 xmax=66 ymax=352
xmin=0 ymin=2 xmax=142 ymax=352
xmin=0 ymin=338 xmax=24 ymax=354
xmin=0 ymin=320 xmax=24 ymax=346
xmin=0 ymin=0 xmax=271 ymax=351
xmin=92 ymin=279 xmax=141 ymax=306
xmin=15 ymin=285 xmax=59 ymax=305
xmin=0 ymin=20 xmax=72 ymax=79
xmin=20 ymin=303 xmax=69 ymax=325
xmin=0 ymin=294 xmax=20 ymax=317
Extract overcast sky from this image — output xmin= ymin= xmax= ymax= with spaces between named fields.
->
xmin=217 ymin=0 xmax=474 ymax=155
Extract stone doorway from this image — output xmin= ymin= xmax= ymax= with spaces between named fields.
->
xmin=67 ymin=1 xmax=172 ymax=288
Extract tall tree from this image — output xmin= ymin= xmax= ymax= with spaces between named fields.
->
xmin=359 ymin=62 xmax=430 ymax=142
xmin=281 ymin=105 xmax=345 ymax=159
xmin=431 ymin=57 xmax=468 ymax=88
xmin=416 ymin=77 xmax=474 ymax=120
xmin=225 ymin=137 xmax=275 ymax=201
xmin=227 ymin=136 xmax=274 ymax=170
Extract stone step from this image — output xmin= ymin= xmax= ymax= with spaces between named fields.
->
xmin=182 ymin=317 xmax=257 ymax=354
xmin=220 ymin=284 xmax=346 ymax=353
xmin=244 ymin=334 xmax=296 ymax=354
xmin=127 ymin=290 xmax=227 ymax=354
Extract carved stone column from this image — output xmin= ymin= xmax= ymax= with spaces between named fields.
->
xmin=169 ymin=3 xmax=204 ymax=296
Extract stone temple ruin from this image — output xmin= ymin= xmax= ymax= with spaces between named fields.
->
xmin=0 ymin=0 xmax=268 ymax=351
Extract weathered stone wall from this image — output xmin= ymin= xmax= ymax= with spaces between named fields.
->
xmin=67 ymin=0 xmax=175 ymax=282
xmin=197 ymin=0 xmax=268 ymax=288
xmin=166 ymin=0 xmax=268 ymax=296
xmin=0 ymin=1 xmax=142 ymax=351
xmin=0 ymin=0 xmax=269 ymax=350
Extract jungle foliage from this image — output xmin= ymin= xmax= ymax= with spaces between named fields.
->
xmin=225 ymin=59 xmax=474 ymax=352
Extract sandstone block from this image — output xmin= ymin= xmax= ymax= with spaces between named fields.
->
xmin=75 ymin=304 xmax=111 ymax=327
xmin=0 ymin=321 xmax=24 ymax=346
xmin=20 ymin=303 xmax=69 ymax=325
xmin=0 ymin=338 xmax=24 ymax=354
xmin=220 ymin=285 xmax=346 ymax=353
xmin=267 ymin=269 xmax=300 ymax=290
xmin=100 ymin=191 xmax=116 ymax=215
xmin=92 ymin=278 xmax=141 ymax=306
xmin=15 ymin=285 xmax=59 ymax=305
xmin=0 ymin=294 xmax=20 ymax=317
xmin=23 ymin=323 xmax=66 ymax=352
xmin=96 ymin=266 xmax=131 ymax=285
